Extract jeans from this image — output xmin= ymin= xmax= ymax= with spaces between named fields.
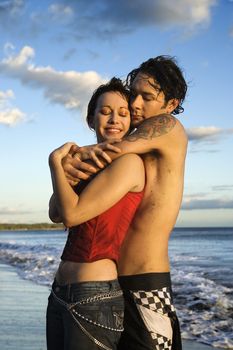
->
xmin=46 ymin=279 xmax=124 ymax=350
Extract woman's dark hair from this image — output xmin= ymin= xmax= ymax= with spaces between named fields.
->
xmin=86 ymin=77 xmax=130 ymax=130
xmin=126 ymin=56 xmax=187 ymax=115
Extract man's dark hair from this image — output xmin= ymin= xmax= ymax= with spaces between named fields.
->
xmin=87 ymin=77 xmax=130 ymax=130
xmin=126 ymin=56 xmax=187 ymax=115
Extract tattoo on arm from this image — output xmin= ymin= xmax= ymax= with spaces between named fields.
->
xmin=125 ymin=114 xmax=176 ymax=142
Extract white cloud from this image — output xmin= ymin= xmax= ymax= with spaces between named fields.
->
xmin=0 ymin=0 xmax=25 ymax=32
xmin=0 ymin=88 xmax=26 ymax=126
xmin=0 ymin=0 xmax=217 ymax=39
xmin=0 ymin=108 xmax=25 ymax=126
xmin=182 ymin=197 xmax=233 ymax=210
xmin=0 ymin=89 xmax=14 ymax=102
xmin=212 ymin=185 xmax=233 ymax=191
xmin=0 ymin=45 xmax=107 ymax=114
xmin=48 ymin=3 xmax=74 ymax=23
xmin=187 ymin=126 xmax=233 ymax=143
xmin=65 ymin=0 xmax=217 ymax=39
xmin=2 ymin=45 xmax=35 ymax=66
xmin=0 ymin=206 xmax=31 ymax=215
xmin=182 ymin=192 xmax=233 ymax=210
xmin=3 ymin=42 xmax=15 ymax=56
xmin=0 ymin=0 xmax=24 ymax=16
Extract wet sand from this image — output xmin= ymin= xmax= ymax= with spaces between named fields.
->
xmin=0 ymin=263 xmax=224 ymax=350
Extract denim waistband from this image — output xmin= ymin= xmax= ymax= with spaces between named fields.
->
xmin=52 ymin=278 xmax=121 ymax=303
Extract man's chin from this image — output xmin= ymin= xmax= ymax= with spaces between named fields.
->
xmin=131 ymin=119 xmax=143 ymax=128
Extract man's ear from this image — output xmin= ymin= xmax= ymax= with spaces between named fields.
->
xmin=166 ymin=98 xmax=179 ymax=113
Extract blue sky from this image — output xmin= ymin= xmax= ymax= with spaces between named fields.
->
xmin=0 ymin=0 xmax=233 ymax=227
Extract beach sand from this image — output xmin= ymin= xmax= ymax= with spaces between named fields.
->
xmin=0 ymin=263 xmax=224 ymax=350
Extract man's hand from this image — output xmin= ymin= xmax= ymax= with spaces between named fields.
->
xmin=62 ymin=151 xmax=97 ymax=185
xmin=76 ymin=140 xmax=122 ymax=168
xmin=62 ymin=140 xmax=122 ymax=185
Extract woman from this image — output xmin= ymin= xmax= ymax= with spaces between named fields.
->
xmin=47 ymin=78 xmax=145 ymax=350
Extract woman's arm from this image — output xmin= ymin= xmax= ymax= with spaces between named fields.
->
xmin=49 ymin=143 xmax=145 ymax=228
xmin=62 ymin=115 xmax=188 ymax=182
xmin=48 ymin=143 xmax=98 ymax=223
xmin=49 ymin=194 xmax=62 ymax=223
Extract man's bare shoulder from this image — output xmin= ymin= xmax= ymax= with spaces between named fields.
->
xmin=173 ymin=116 xmax=188 ymax=144
xmin=125 ymin=114 xmax=187 ymax=154
xmin=127 ymin=114 xmax=186 ymax=142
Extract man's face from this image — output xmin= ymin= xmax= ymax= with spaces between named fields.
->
xmin=93 ymin=91 xmax=130 ymax=143
xmin=130 ymin=73 xmax=173 ymax=128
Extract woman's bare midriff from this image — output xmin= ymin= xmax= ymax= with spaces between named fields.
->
xmin=55 ymin=259 xmax=118 ymax=285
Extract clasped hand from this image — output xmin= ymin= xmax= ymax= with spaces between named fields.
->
xmin=51 ymin=140 xmax=122 ymax=186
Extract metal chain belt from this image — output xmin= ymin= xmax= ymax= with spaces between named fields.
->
xmin=69 ymin=311 xmax=113 ymax=350
xmin=51 ymin=288 xmax=124 ymax=350
xmin=52 ymin=288 xmax=122 ymax=308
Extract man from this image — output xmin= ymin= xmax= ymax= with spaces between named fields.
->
xmin=63 ymin=56 xmax=188 ymax=350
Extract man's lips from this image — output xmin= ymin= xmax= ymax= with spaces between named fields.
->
xmin=132 ymin=114 xmax=143 ymax=120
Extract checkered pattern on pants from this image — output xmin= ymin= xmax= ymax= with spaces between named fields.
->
xmin=132 ymin=287 xmax=176 ymax=350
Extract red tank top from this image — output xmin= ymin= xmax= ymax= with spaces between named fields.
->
xmin=61 ymin=190 xmax=144 ymax=263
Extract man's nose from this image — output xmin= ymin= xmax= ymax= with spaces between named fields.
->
xmin=131 ymin=95 xmax=142 ymax=110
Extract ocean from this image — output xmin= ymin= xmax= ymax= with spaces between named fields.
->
xmin=0 ymin=227 xmax=232 ymax=349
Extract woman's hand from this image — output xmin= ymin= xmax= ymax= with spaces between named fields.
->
xmin=49 ymin=142 xmax=76 ymax=168
xmin=73 ymin=140 xmax=122 ymax=169
xmin=61 ymin=140 xmax=122 ymax=185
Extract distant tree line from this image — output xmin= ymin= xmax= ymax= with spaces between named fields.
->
xmin=0 ymin=223 xmax=65 ymax=231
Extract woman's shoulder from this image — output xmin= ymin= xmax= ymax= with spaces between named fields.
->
xmin=113 ymin=153 xmax=144 ymax=167
xmin=110 ymin=153 xmax=144 ymax=175
xmin=109 ymin=154 xmax=145 ymax=192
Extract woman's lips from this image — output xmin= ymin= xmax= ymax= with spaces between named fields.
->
xmin=105 ymin=128 xmax=122 ymax=133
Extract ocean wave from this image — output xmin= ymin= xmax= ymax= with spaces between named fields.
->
xmin=173 ymin=269 xmax=233 ymax=349
xmin=1 ymin=235 xmax=233 ymax=348
xmin=0 ymin=241 xmax=61 ymax=285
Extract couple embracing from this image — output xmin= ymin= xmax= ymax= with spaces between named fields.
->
xmin=47 ymin=55 xmax=188 ymax=350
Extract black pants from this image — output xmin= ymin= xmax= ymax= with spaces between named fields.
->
xmin=118 ymin=273 xmax=182 ymax=350
xmin=46 ymin=279 xmax=124 ymax=350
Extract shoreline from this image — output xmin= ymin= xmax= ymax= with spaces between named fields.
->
xmin=1 ymin=225 xmax=232 ymax=232
xmin=0 ymin=262 xmax=225 ymax=350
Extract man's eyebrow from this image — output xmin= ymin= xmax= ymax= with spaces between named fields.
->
xmin=130 ymin=88 xmax=155 ymax=95
xmin=132 ymin=90 xmax=158 ymax=97
xmin=149 ymin=81 xmax=162 ymax=91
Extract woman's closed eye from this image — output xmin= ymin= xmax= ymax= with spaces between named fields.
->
xmin=119 ymin=108 xmax=129 ymax=117
xmin=100 ymin=107 xmax=111 ymax=115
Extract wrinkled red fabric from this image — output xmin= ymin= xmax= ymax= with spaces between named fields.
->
xmin=61 ymin=191 xmax=144 ymax=263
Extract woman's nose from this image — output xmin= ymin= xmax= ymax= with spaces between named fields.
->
xmin=108 ymin=111 xmax=119 ymax=124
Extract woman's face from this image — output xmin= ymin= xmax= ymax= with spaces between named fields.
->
xmin=93 ymin=91 xmax=131 ymax=143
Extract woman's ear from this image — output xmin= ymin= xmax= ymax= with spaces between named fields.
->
xmin=89 ymin=116 xmax=95 ymax=130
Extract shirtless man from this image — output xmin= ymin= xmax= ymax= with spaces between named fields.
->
xmin=63 ymin=56 xmax=188 ymax=350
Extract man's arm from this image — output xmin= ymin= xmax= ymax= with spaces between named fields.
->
xmin=64 ymin=114 xmax=187 ymax=182
xmin=108 ymin=114 xmax=184 ymax=156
